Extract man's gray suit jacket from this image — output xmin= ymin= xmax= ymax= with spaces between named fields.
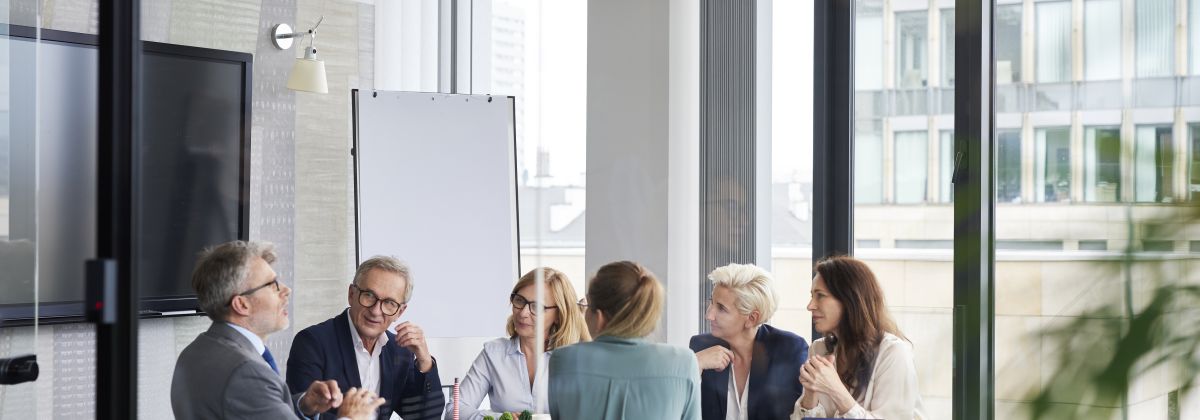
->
xmin=171 ymin=322 xmax=304 ymax=420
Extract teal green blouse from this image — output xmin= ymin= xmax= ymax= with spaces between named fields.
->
xmin=549 ymin=335 xmax=701 ymax=420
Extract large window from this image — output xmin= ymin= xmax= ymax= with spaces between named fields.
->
xmin=940 ymin=9 xmax=954 ymax=87
xmin=940 ymin=130 xmax=954 ymax=203
xmin=856 ymin=129 xmax=884 ymax=204
xmin=1036 ymin=1 xmax=1071 ymax=83
xmin=1194 ymin=0 xmax=1200 ymax=74
xmin=1134 ymin=125 xmax=1174 ymax=203
xmin=1136 ymin=0 xmax=1174 ymax=78
xmin=857 ymin=1 xmax=884 ymax=91
xmin=1192 ymin=124 xmax=1200 ymax=200
xmin=1085 ymin=126 xmax=1122 ymax=202
xmin=1085 ymin=0 xmax=1122 ymax=81
xmin=1035 ymin=127 xmax=1071 ymax=202
xmin=997 ymin=130 xmax=1022 ymax=203
xmin=896 ymin=11 xmax=928 ymax=88
xmin=995 ymin=4 xmax=1024 ymax=84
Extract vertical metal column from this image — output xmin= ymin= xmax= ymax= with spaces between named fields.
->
xmin=812 ymin=0 xmax=855 ymax=264
xmin=699 ymin=0 xmax=758 ymax=332
xmin=96 ymin=0 xmax=140 ymax=418
xmin=953 ymin=0 xmax=995 ymax=419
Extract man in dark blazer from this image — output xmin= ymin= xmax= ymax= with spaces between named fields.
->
xmin=172 ymin=241 xmax=382 ymax=420
xmin=288 ymin=256 xmax=445 ymax=420
xmin=690 ymin=323 xmax=810 ymax=420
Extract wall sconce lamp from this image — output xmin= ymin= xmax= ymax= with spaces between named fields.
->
xmin=271 ymin=17 xmax=328 ymax=94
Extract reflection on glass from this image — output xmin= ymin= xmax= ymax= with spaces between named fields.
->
xmin=996 ymin=4 xmax=1023 ymax=84
xmin=1135 ymin=0 xmax=1174 ymax=78
xmin=1035 ymin=128 xmax=1070 ymax=203
xmin=895 ymin=131 xmax=928 ymax=204
xmin=896 ymin=11 xmax=928 ymax=88
xmin=1036 ymin=1 xmax=1071 ymax=83
xmin=1134 ymin=125 xmax=1174 ymax=203
xmin=1085 ymin=0 xmax=1121 ymax=81
xmin=1085 ymin=126 xmax=1122 ymax=202
xmin=1191 ymin=124 xmax=1200 ymax=200
xmin=997 ymin=130 xmax=1021 ymax=203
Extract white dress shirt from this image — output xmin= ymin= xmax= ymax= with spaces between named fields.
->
xmin=346 ymin=314 xmax=385 ymax=396
xmin=446 ymin=337 xmax=550 ymax=420
xmin=791 ymin=332 xmax=927 ymax=419
xmin=725 ymin=364 xmax=749 ymax=420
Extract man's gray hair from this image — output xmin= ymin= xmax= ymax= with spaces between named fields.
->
xmin=353 ymin=256 xmax=413 ymax=303
xmin=192 ymin=240 xmax=277 ymax=321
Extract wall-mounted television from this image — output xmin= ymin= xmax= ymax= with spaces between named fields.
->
xmin=0 ymin=26 xmax=252 ymax=324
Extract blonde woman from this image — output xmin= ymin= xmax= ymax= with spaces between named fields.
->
xmin=549 ymin=261 xmax=701 ymax=420
xmin=447 ymin=267 xmax=590 ymax=420
xmin=690 ymin=263 xmax=809 ymax=420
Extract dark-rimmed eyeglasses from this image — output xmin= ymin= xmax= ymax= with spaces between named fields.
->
xmin=238 ymin=279 xmax=280 ymax=297
xmin=353 ymin=284 xmax=404 ymax=316
xmin=577 ymin=298 xmax=588 ymax=310
xmin=510 ymin=293 xmax=557 ymax=313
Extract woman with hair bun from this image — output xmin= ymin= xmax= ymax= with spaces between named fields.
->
xmin=549 ymin=261 xmax=701 ymax=420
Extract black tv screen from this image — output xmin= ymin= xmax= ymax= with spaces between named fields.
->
xmin=0 ymin=27 xmax=251 ymax=323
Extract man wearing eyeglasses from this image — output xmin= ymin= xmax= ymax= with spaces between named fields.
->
xmin=288 ymin=255 xmax=445 ymax=420
xmin=172 ymin=240 xmax=384 ymax=420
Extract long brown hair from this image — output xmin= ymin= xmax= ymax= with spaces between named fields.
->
xmin=813 ymin=255 xmax=905 ymax=399
xmin=587 ymin=261 xmax=663 ymax=338
xmin=506 ymin=267 xmax=591 ymax=350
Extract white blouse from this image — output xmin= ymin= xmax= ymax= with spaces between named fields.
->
xmin=446 ymin=337 xmax=550 ymax=420
xmin=791 ymin=333 xmax=926 ymax=420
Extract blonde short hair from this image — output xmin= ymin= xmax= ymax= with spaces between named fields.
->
xmin=708 ymin=263 xmax=778 ymax=325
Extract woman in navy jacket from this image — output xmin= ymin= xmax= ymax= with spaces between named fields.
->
xmin=689 ymin=263 xmax=809 ymax=420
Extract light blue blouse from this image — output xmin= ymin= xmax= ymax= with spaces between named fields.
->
xmin=445 ymin=337 xmax=550 ymax=420
xmin=549 ymin=335 xmax=701 ymax=420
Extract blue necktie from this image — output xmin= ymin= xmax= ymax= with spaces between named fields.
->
xmin=262 ymin=348 xmax=279 ymax=374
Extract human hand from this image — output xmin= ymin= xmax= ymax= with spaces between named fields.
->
xmin=799 ymin=354 xmax=855 ymax=412
xmin=337 ymin=387 xmax=386 ymax=420
xmin=300 ymin=379 xmax=342 ymax=416
xmin=395 ymin=321 xmax=433 ymax=372
xmin=695 ymin=345 xmax=733 ymax=372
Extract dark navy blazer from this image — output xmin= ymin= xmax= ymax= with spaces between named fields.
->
xmin=689 ymin=324 xmax=809 ymax=420
xmin=287 ymin=309 xmax=445 ymax=420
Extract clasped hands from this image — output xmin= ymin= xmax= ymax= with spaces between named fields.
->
xmin=797 ymin=353 xmax=857 ymax=414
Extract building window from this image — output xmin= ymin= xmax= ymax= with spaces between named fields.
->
xmin=940 ymin=131 xmax=954 ymax=203
xmin=1036 ymin=1 xmax=1071 ymax=83
xmin=996 ymin=4 xmax=1024 ymax=84
xmin=998 ymin=130 xmax=1022 ymax=203
xmin=1136 ymin=0 xmax=1174 ymax=78
xmin=1036 ymin=128 xmax=1071 ymax=202
xmin=1194 ymin=0 xmax=1200 ymax=74
xmin=1085 ymin=0 xmax=1122 ymax=80
xmin=896 ymin=11 xmax=928 ymax=88
xmin=856 ymin=131 xmax=884 ymax=204
xmin=1135 ymin=125 xmax=1175 ymax=203
xmin=1191 ymin=124 xmax=1200 ymax=201
xmin=1085 ymin=126 xmax=1122 ymax=202
xmin=941 ymin=9 xmax=955 ymax=87
xmin=895 ymin=131 xmax=929 ymax=204
xmin=857 ymin=3 xmax=884 ymax=91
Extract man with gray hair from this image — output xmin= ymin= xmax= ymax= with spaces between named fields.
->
xmin=287 ymin=255 xmax=445 ymax=419
xmin=171 ymin=240 xmax=385 ymax=420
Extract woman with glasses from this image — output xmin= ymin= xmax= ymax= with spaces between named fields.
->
xmin=549 ymin=261 xmax=701 ymax=420
xmin=447 ymin=267 xmax=590 ymax=420
xmin=690 ymin=263 xmax=809 ymax=420
xmin=790 ymin=256 xmax=925 ymax=420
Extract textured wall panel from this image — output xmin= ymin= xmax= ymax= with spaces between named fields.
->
xmin=51 ymin=323 xmax=95 ymax=418
xmin=0 ymin=327 xmax=38 ymax=418
xmin=699 ymin=0 xmax=757 ymax=331
xmin=168 ymin=0 xmax=261 ymax=53
xmin=136 ymin=319 xmax=175 ymax=416
xmin=254 ymin=0 xmax=299 ymax=367
xmin=141 ymin=0 xmax=172 ymax=42
xmin=294 ymin=0 xmax=360 ymax=332
xmin=42 ymin=0 xmax=96 ymax=33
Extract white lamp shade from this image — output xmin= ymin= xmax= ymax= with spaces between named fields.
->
xmin=287 ymin=57 xmax=328 ymax=93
